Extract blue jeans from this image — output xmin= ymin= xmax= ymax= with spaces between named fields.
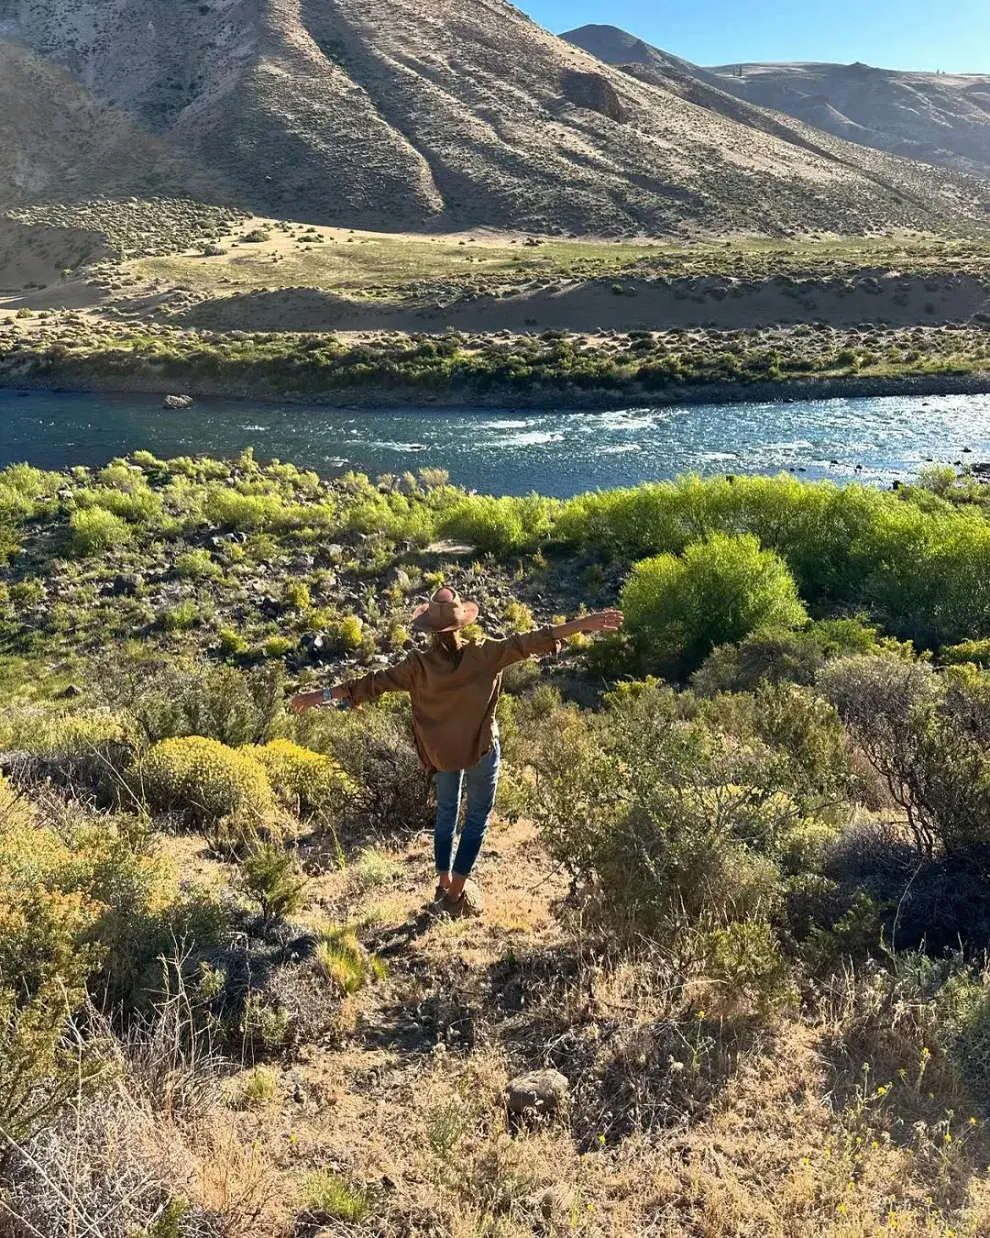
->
xmin=434 ymin=741 xmax=501 ymax=879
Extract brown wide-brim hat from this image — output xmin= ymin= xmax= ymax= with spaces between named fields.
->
xmin=411 ymin=588 xmax=480 ymax=633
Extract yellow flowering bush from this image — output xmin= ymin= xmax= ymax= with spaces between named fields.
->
xmin=0 ymin=774 xmax=223 ymax=1139
xmin=136 ymin=736 xmax=278 ymax=844
xmin=243 ymin=739 xmax=355 ymax=815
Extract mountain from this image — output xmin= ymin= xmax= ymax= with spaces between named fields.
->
xmin=3 ymin=1 xmax=990 ymax=236
xmin=563 ymin=24 xmax=990 ymax=182
xmin=0 ymin=40 xmax=228 ymax=207
xmin=706 ymin=62 xmax=990 ymax=178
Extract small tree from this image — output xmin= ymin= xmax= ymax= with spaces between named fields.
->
xmin=241 ymin=843 xmax=306 ymax=925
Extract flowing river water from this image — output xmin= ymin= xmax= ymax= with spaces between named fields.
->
xmin=3 ymin=388 xmax=990 ymax=496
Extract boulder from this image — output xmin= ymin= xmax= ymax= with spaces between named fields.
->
xmin=110 ymin=573 xmax=144 ymax=597
xmin=163 ymin=394 xmax=195 ymax=410
xmin=299 ymin=632 xmax=327 ymax=659
xmin=505 ymin=1069 xmax=569 ymax=1115
xmin=385 ymin=566 xmax=412 ymax=592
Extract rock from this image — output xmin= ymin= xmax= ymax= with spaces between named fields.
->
xmin=386 ymin=566 xmax=412 ymax=591
xmin=524 ymin=1185 xmax=579 ymax=1222
xmin=163 ymin=394 xmax=194 ymax=410
xmin=299 ymin=632 xmax=327 ymax=659
xmin=505 ymin=1069 xmax=569 ymax=1115
xmin=110 ymin=573 xmax=143 ymax=597
xmin=58 ymin=684 xmax=83 ymax=699
xmin=292 ymin=554 xmax=316 ymax=571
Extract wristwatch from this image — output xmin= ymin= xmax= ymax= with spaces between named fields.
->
xmin=323 ymin=686 xmax=350 ymax=709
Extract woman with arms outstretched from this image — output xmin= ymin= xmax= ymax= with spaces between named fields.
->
xmin=291 ymin=588 xmax=623 ymax=916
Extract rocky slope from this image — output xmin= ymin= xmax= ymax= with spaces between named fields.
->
xmin=564 ymin=23 xmax=990 ymax=181
xmin=0 ymin=40 xmax=228 ymax=208
xmin=3 ymin=0 xmax=990 ymax=235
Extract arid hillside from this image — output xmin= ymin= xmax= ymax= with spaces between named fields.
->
xmin=565 ymin=23 xmax=990 ymax=182
xmin=0 ymin=40 xmax=229 ymax=208
xmin=4 ymin=0 xmax=990 ymax=235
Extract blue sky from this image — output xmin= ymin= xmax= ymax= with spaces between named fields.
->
xmin=519 ymin=1 xmax=990 ymax=73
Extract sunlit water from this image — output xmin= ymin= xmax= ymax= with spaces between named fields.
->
xmin=2 ymin=388 xmax=989 ymax=497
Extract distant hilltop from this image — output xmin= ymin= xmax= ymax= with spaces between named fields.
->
xmin=563 ymin=23 xmax=990 ymax=182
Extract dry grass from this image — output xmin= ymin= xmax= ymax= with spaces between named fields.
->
xmin=3 ymin=818 xmax=990 ymax=1237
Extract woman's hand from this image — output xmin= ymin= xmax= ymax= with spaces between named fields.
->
xmin=580 ymin=610 xmax=624 ymax=635
xmin=552 ymin=610 xmax=624 ymax=642
xmin=289 ymin=685 xmax=345 ymax=715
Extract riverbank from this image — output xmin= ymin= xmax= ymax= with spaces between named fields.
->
xmin=4 ymin=366 xmax=990 ymax=410
xmin=2 ymin=319 xmax=990 ymax=410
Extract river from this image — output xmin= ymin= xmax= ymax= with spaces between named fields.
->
xmin=2 ymin=388 xmax=989 ymax=496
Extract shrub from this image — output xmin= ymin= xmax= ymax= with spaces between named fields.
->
xmin=218 ymin=627 xmax=249 ymax=656
xmin=303 ymin=1170 xmax=371 ymax=1224
xmin=327 ymin=615 xmax=364 ymax=653
xmin=502 ymin=600 xmax=535 ymax=633
xmin=820 ymin=655 xmax=990 ymax=862
xmin=281 ymin=580 xmax=311 ymax=611
xmin=104 ymin=659 xmax=285 ymax=748
xmin=245 ymin=739 xmax=354 ymax=815
xmin=621 ymin=533 xmax=807 ymax=676
xmin=136 ymin=737 xmax=278 ymax=845
xmin=158 ymin=600 xmax=201 ymax=632
xmin=438 ymin=493 xmax=558 ymax=556
xmin=241 ymin=842 xmax=306 ymax=924
xmin=0 ymin=707 xmax=137 ymax=802
xmin=313 ymin=926 xmax=381 ymax=994
xmin=351 ymin=846 xmax=401 ymax=888
xmin=68 ymin=507 xmax=133 ymax=556
xmin=204 ymin=489 xmax=282 ymax=531
xmin=236 ymin=1065 xmax=279 ymax=1108
xmin=174 ymin=549 xmax=221 ymax=580
xmin=692 ymin=618 xmax=883 ymax=696
xmin=74 ymin=485 xmax=162 ymax=525
xmin=0 ymin=777 xmax=224 ymax=1140
xmin=942 ymin=638 xmax=990 ymax=667
xmin=263 ymin=635 xmax=295 ymax=659
xmin=299 ymin=699 xmax=433 ymax=836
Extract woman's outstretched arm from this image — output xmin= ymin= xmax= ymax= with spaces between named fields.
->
xmin=478 ymin=609 xmax=624 ymax=674
xmin=290 ymin=656 xmax=418 ymax=714
xmin=550 ymin=610 xmax=624 ymax=642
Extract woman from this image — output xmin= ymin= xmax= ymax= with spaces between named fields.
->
xmin=291 ymin=588 xmax=623 ymax=916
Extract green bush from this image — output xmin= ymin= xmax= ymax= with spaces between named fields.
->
xmin=313 ymin=925 xmax=382 ymax=995
xmin=942 ymin=638 xmax=990 ymax=667
xmin=438 ymin=493 xmax=558 ymax=556
xmin=299 ymin=698 xmax=433 ymax=835
xmin=820 ymin=655 xmax=990 ymax=861
xmin=74 ymin=485 xmax=162 ymax=525
xmin=68 ymin=507 xmax=133 ymax=556
xmin=159 ymin=600 xmax=201 ymax=632
xmin=205 ymin=489 xmax=282 ymax=531
xmin=326 ymin=615 xmax=364 ymax=654
xmin=241 ymin=842 xmax=306 ymax=923
xmin=303 ymin=1170 xmax=371 ymax=1224
xmin=621 ymin=533 xmax=807 ymax=676
xmin=102 ymin=659 xmax=285 ymax=747
xmin=0 ymin=776 xmax=224 ymax=1140
xmin=692 ymin=618 xmax=882 ymax=696
xmin=175 ymin=549 xmax=222 ymax=580
xmin=263 ymin=635 xmax=295 ymax=659
xmin=136 ymin=737 xmax=278 ymax=845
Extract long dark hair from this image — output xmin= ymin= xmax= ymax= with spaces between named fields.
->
xmin=431 ymin=630 xmax=464 ymax=663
